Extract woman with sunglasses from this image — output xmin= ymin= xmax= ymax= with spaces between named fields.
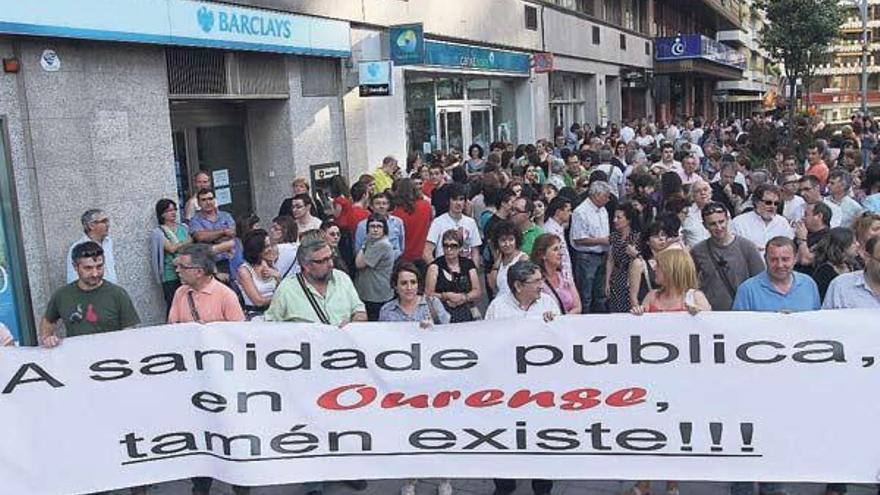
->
xmin=425 ymin=229 xmax=482 ymax=323
xmin=355 ymin=214 xmax=395 ymax=321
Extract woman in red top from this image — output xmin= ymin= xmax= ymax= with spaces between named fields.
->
xmin=627 ymin=247 xmax=710 ymax=495
xmin=393 ymin=178 xmax=434 ymax=264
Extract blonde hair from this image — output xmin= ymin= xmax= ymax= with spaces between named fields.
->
xmin=291 ymin=177 xmax=309 ymax=190
xmin=656 ymin=248 xmax=698 ymax=293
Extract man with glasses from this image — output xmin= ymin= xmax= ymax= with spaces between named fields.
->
xmin=290 ymin=193 xmax=322 ymax=235
xmin=826 ymin=169 xmax=864 ymax=228
xmin=353 ymin=191 xmax=405 ymax=260
xmin=797 ymin=175 xmax=842 ymax=228
xmin=511 ymin=196 xmax=542 ymax=255
xmin=166 ymin=243 xmax=247 ymax=495
xmin=691 ymin=202 xmax=764 ymax=311
xmin=730 ymin=183 xmax=793 ymax=256
xmin=266 ymin=237 xmax=367 ymax=327
xmin=66 ymin=208 xmax=117 ymax=283
xmin=189 ymin=188 xmax=236 ymax=280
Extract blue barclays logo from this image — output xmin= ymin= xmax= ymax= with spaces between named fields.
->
xmin=196 ymin=5 xmax=293 ymax=39
xmin=197 ymin=7 xmax=214 ymax=33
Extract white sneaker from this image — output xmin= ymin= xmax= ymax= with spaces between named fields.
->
xmin=438 ymin=480 xmax=453 ymax=495
xmin=401 ymin=480 xmax=417 ymax=495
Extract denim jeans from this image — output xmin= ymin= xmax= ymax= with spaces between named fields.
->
xmin=572 ymin=250 xmax=608 ymax=313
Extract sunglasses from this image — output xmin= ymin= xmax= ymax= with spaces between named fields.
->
xmin=443 ymin=243 xmax=461 ymax=249
xmin=761 ymin=200 xmax=780 ymax=206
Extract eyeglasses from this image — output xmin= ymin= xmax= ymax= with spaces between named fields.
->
xmin=443 ymin=243 xmax=461 ymax=249
xmin=309 ymin=256 xmax=333 ymax=265
xmin=522 ymin=277 xmax=544 ymax=286
xmin=368 ymin=223 xmax=384 ymax=229
xmin=91 ymin=218 xmax=110 ymax=224
xmin=761 ymin=200 xmax=780 ymax=206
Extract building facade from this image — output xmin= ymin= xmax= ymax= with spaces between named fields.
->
xmin=811 ymin=0 xmax=880 ymax=123
xmin=1 ymin=0 xmax=778 ymax=342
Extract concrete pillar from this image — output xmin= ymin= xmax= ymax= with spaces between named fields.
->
xmin=606 ymin=75 xmax=622 ymax=124
xmin=518 ymin=72 xmax=549 ymax=142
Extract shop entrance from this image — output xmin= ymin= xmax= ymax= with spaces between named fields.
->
xmin=170 ymin=101 xmax=253 ymax=221
xmin=436 ymin=103 xmax=494 ymax=154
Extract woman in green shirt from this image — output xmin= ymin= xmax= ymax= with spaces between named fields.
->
xmin=150 ymin=198 xmax=192 ymax=310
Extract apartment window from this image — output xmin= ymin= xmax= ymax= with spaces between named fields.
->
xmin=603 ymin=0 xmax=622 ymax=26
xmin=645 ymin=41 xmax=651 ymax=56
xmin=550 ymin=73 xmax=586 ymax=129
xmin=592 ymin=26 xmax=601 ymax=44
xmin=301 ymin=58 xmax=339 ymax=97
xmin=525 ymin=5 xmax=538 ymax=30
xmin=620 ymin=34 xmax=627 ymax=50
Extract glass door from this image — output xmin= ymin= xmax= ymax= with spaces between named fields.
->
xmin=0 ymin=119 xmax=31 ymax=344
xmin=469 ymin=106 xmax=493 ymax=152
xmin=437 ymin=107 xmax=464 ymax=154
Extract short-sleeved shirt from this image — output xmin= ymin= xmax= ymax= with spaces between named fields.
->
xmin=520 ymin=223 xmax=543 ymax=255
xmin=571 ymin=198 xmax=610 ymax=254
xmin=730 ymin=211 xmax=793 ymax=254
xmin=393 ymin=200 xmax=433 ymax=262
xmin=426 ymin=213 xmax=483 ymax=259
xmin=189 ymin=210 xmax=236 ymax=260
xmin=691 ymin=236 xmax=765 ymax=311
xmin=265 ymin=269 xmax=365 ymax=325
xmin=168 ymin=278 xmax=245 ymax=323
xmin=732 ymin=271 xmax=821 ymax=312
xmin=67 ymin=235 xmax=117 ymax=284
xmin=45 ymin=281 xmax=140 ymax=337
xmin=485 ymin=292 xmax=560 ymax=320
xmin=379 ymin=297 xmax=451 ymax=324
xmin=373 ymin=167 xmax=394 ymax=194
xmin=354 ymin=215 xmax=406 ymax=260
xmin=827 ymin=195 xmax=864 ymax=228
xmin=822 ymin=271 xmax=880 ymax=309
xmin=354 ymin=237 xmax=395 ymax=303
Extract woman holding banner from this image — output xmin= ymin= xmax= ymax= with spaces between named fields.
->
xmin=629 ymin=248 xmax=711 ymax=495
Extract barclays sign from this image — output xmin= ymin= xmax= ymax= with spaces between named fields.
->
xmin=0 ymin=0 xmax=350 ymax=57
xmin=196 ymin=6 xmax=293 ymax=39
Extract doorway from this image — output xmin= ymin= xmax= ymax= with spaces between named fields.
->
xmin=436 ymin=102 xmax=494 ymax=154
xmin=170 ymin=101 xmax=254 ymax=221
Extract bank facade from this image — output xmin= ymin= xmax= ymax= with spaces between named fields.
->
xmin=0 ymin=0 xmax=656 ymax=341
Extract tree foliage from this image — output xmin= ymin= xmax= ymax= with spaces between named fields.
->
xmin=754 ymin=0 xmax=844 ymax=124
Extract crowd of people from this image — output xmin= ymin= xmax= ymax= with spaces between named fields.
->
xmin=28 ymin=113 xmax=880 ymax=495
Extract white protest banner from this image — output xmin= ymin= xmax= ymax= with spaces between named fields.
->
xmin=1 ymin=310 xmax=879 ymax=494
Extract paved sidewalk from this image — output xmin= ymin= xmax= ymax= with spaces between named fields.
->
xmin=116 ymin=478 xmax=877 ymax=495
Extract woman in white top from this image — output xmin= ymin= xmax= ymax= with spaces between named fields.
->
xmin=269 ymin=215 xmax=299 ymax=278
xmin=487 ymin=221 xmax=529 ymax=298
xmin=237 ymin=229 xmax=279 ymax=317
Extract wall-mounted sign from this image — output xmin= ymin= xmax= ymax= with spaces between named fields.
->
xmin=40 ymin=49 xmax=61 ymax=72
xmin=655 ymin=34 xmax=745 ymax=71
xmin=423 ymin=40 xmax=530 ymax=74
xmin=0 ymin=0 xmax=351 ymax=57
xmin=389 ymin=23 xmax=424 ymax=66
xmin=532 ymin=52 xmax=554 ymax=73
xmin=358 ymin=60 xmax=393 ymax=97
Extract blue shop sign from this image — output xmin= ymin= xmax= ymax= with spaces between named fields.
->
xmin=423 ymin=40 xmax=530 ymax=74
xmin=390 ymin=23 xmax=425 ymax=66
xmin=655 ymin=34 xmax=745 ymax=71
xmin=0 ymin=0 xmax=351 ymax=57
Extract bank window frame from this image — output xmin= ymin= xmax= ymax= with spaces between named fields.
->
xmin=0 ymin=118 xmax=34 ymax=345
xmin=301 ymin=58 xmax=340 ymax=97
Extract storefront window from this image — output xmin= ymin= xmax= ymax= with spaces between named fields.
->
xmin=0 ymin=120 xmax=29 ymax=344
xmin=405 ymin=76 xmax=520 ymax=155
xmin=436 ymin=78 xmax=465 ymax=100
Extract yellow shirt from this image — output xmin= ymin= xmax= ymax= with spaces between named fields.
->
xmin=373 ymin=167 xmax=394 ymax=193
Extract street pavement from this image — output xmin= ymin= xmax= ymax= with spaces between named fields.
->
xmin=120 ymin=478 xmax=878 ymax=495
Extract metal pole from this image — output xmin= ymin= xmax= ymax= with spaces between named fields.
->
xmin=862 ymin=0 xmax=869 ymax=115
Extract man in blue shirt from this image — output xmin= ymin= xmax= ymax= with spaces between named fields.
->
xmin=731 ymin=235 xmax=820 ymax=495
xmin=189 ymin=188 xmax=236 ymax=282
xmin=733 ymin=236 xmax=820 ymax=312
